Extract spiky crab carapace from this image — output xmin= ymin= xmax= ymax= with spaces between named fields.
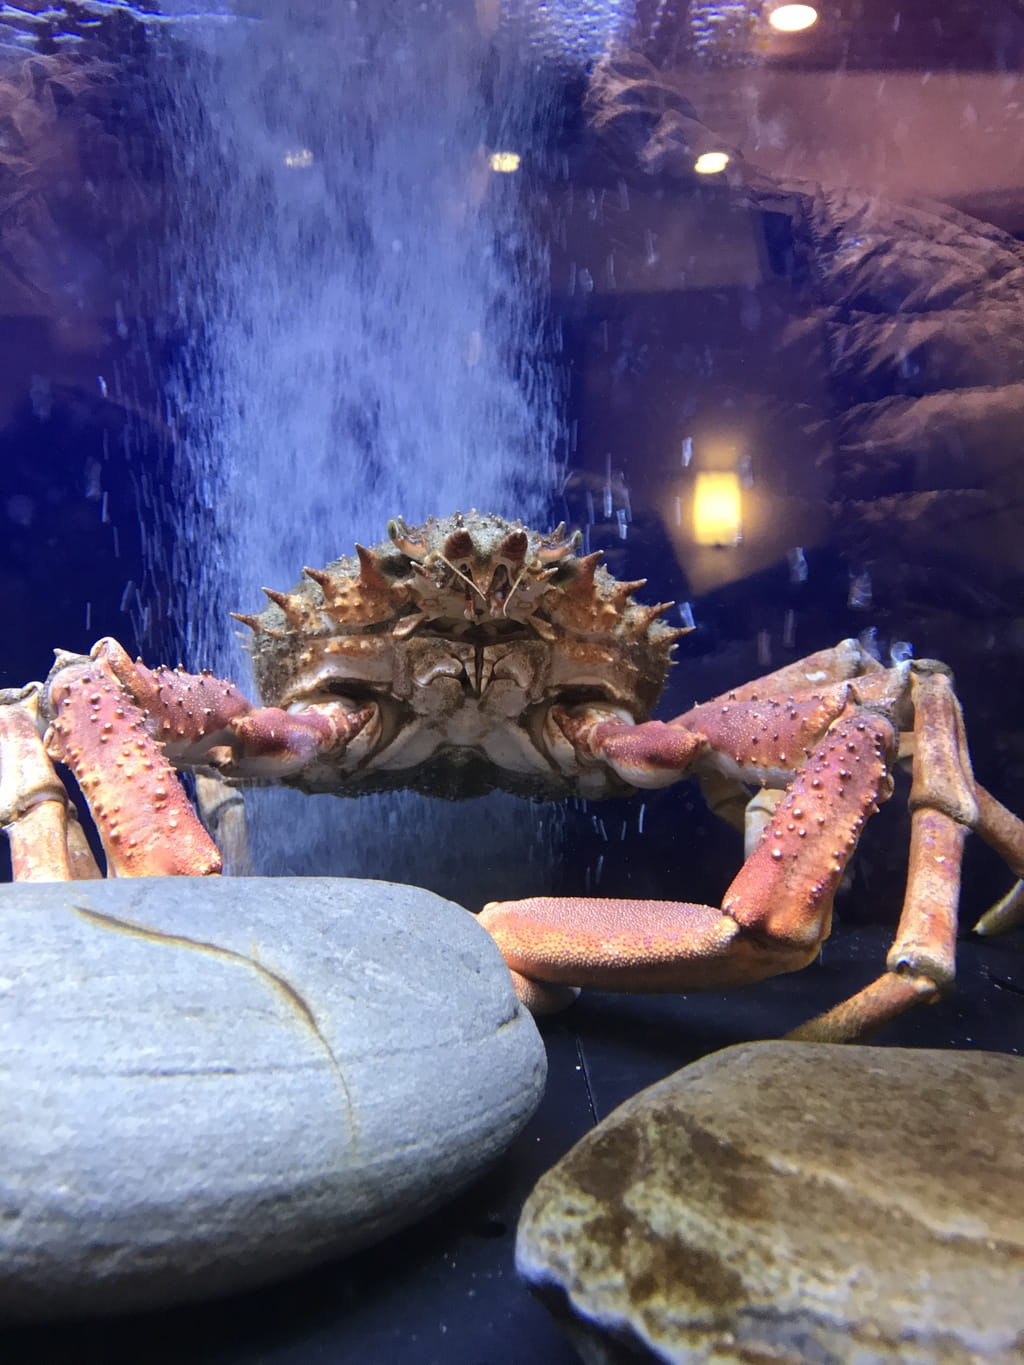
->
xmin=2 ymin=512 xmax=1023 ymax=1041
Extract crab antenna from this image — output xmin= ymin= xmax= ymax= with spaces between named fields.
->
xmin=501 ymin=565 xmax=529 ymax=617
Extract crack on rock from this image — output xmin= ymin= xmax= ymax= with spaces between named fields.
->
xmin=69 ymin=901 xmax=358 ymax=1147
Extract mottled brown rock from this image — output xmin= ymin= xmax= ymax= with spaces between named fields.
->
xmin=517 ymin=1041 xmax=1024 ymax=1364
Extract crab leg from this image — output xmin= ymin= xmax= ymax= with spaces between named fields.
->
xmin=44 ymin=647 xmax=225 ymax=877
xmin=0 ymin=687 xmax=75 ymax=880
xmin=554 ymin=677 xmax=860 ymax=796
xmin=681 ymin=639 xmax=888 ymax=834
xmin=39 ymin=639 xmax=375 ymax=878
xmin=974 ymin=877 xmax=1024 ymax=935
xmin=481 ymin=706 xmax=898 ymax=1025
xmin=64 ymin=802 xmax=104 ymax=879
xmin=94 ymin=639 xmax=375 ymax=780
xmin=798 ymin=679 xmax=1024 ymax=1033
xmin=194 ymin=772 xmax=253 ymax=875
xmin=788 ymin=668 xmax=973 ymax=1040
xmin=707 ymin=637 xmax=885 ymax=704
xmin=971 ymin=787 xmax=1024 ymax=934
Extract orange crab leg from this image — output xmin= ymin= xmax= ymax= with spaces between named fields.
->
xmin=788 ymin=669 xmax=977 ymax=1041
xmin=703 ymin=637 xmax=885 ymax=706
xmin=490 ymin=656 xmax=1021 ymax=1037
xmin=559 ymin=671 xmax=893 ymax=803
xmin=971 ymin=786 xmax=1024 ymax=934
xmin=673 ymin=687 xmax=853 ymax=773
xmin=551 ymin=710 xmax=708 ymax=789
xmin=98 ymin=638 xmax=375 ymax=779
xmin=550 ymin=681 xmax=861 ymax=797
xmin=45 ymin=650 xmax=224 ymax=877
xmin=973 ymin=785 xmax=1024 ymax=880
xmin=671 ymin=638 xmax=890 ymax=830
xmin=40 ymin=638 xmax=377 ymax=878
xmin=7 ymin=802 xmax=75 ymax=881
xmin=64 ymin=803 xmax=104 ymax=879
xmin=480 ymin=711 xmax=897 ymax=1019
xmin=722 ymin=712 xmax=895 ymax=941
xmin=97 ymin=640 xmax=253 ymax=757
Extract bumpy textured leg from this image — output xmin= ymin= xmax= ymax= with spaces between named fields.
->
xmin=551 ymin=710 xmax=708 ymax=791
xmin=44 ymin=645 xmax=225 ymax=877
xmin=787 ymin=668 xmax=973 ymax=1041
xmin=480 ymin=705 xmax=898 ymax=1021
xmin=708 ymin=637 xmax=885 ymax=704
xmin=95 ymin=639 xmax=375 ymax=780
xmin=40 ymin=638 xmax=373 ymax=878
xmin=488 ymin=644 xmax=1019 ymax=1035
xmin=688 ymin=639 xmax=888 ymax=834
xmin=0 ymin=685 xmax=103 ymax=881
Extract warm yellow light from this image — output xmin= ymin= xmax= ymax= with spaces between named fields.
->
xmin=489 ymin=151 xmax=521 ymax=173
xmin=693 ymin=472 xmax=742 ymax=546
xmin=283 ymin=148 xmax=313 ymax=169
xmin=769 ymin=4 xmax=818 ymax=32
xmin=694 ymin=151 xmax=730 ymax=175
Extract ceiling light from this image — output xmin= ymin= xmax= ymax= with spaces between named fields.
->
xmin=489 ymin=151 xmax=521 ymax=173
xmin=768 ymin=5 xmax=818 ymax=32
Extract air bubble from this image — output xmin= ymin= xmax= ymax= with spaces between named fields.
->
xmin=848 ymin=572 xmax=873 ymax=611
xmin=787 ymin=547 xmax=808 ymax=584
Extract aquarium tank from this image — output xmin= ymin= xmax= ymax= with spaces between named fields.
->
xmin=1 ymin=0 xmax=1023 ymax=1359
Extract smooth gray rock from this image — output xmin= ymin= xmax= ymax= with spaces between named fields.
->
xmin=518 ymin=1041 xmax=1024 ymax=1364
xmin=0 ymin=875 xmax=545 ymax=1320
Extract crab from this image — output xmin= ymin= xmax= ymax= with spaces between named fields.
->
xmin=2 ymin=512 xmax=1023 ymax=1041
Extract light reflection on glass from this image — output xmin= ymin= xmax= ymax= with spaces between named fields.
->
xmin=768 ymin=4 xmax=819 ymax=33
xmin=693 ymin=471 xmax=743 ymax=546
xmin=694 ymin=151 xmax=730 ymax=175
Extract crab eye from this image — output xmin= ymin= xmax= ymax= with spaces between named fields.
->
xmin=375 ymin=551 xmax=412 ymax=578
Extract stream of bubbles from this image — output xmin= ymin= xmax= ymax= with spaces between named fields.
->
xmin=148 ymin=0 xmax=578 ymax=901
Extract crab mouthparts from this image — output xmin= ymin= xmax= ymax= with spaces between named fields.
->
xmin=424 ymin=615 xmax=536 ymax=644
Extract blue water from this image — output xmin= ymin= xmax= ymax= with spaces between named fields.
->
xmin=140 ymin=2 xmax=572 ymax=893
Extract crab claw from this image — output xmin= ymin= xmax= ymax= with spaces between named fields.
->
xmin=223 ymin=703 xmax=377 ymax=779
